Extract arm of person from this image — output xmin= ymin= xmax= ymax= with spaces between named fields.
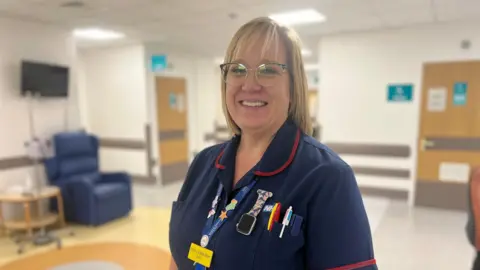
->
xmin=169 ymin=144 xmax=224 ymax=270
xmin=305 ymin=162 xmax=377 ymax=270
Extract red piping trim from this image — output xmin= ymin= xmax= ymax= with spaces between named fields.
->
xmin=214 ymin=149 xmax=226 ymax=169
xmin=254 ymin=129 xmax=301 ymax=177
xmin=327 ymin=259 xmax=377 ymax=270
xmin=471 ymin=168 xmax=480 ymax=250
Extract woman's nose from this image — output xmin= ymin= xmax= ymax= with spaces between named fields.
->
xmin=241 ymin=72 xmax=262 ymax=91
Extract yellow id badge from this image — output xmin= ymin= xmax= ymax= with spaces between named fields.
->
xmin=188 ymin=243 xmax=214 ymax=268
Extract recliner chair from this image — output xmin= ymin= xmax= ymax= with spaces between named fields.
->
xmin=44 ymin=131 xmax=133 ymax=226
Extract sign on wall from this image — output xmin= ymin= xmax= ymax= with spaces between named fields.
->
xmin=439 ymin=162 xmax=470 ymax=183
xmin=453 ymin=82 xmax=468 ymax=106
xmin=151 ymin=55 xmax=167 ymax=72
xmin=427 ymin=87 xmax=447 ymax=112
xmin=176 ymin=93 xmax=185 ymax=113
xmin=387 ymin=84 xmax=414 ymax=102
xmin=168 ymin=92 xmax=185 ymax=112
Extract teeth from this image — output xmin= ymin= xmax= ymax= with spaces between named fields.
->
xmin=241 ymin=101 xmax=267 ymax=107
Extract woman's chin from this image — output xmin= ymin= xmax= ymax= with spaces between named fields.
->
xmin=237 ymin=119 xmax=270 ymax=132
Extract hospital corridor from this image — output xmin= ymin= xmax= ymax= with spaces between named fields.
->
xmin=0 ymin=0 xmax=479 ymax=269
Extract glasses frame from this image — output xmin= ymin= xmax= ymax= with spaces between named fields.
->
xmin=219 ymin=62 xmax=288 ymax=87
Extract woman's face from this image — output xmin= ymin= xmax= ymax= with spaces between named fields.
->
xmin=225 ymin=37 xmax=290 ymax=134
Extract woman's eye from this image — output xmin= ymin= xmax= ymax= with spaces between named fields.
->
xmin=265 ymin=68 xmax=277 ymax=74
xmin=231 ymin=67 xmax=246 ymax=74
xmin=259 ymin=66 xmax=279 ymax=75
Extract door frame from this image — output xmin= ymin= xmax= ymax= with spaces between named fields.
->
xmin=148 ymin=72 xmax=195 ymax=186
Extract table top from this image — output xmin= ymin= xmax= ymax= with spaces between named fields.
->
xmin=0 ymin=186 xmax=60 ymax=202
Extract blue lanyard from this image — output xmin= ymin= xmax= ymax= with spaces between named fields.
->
xmin=194 ymin=179 xmax=258 ymax=270
xmin=200 ymin=180 xmax=257 ymax=248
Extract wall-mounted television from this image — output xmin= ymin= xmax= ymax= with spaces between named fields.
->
xmin=21 ymin=60 xmax=69 ymax=97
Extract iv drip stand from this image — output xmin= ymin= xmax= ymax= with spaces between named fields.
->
xmin=16 ymin=92 xmax=62 ymax=254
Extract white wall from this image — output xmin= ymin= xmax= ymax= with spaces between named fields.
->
xmin=79 ymin=43 xmax=220 ymax=183
xmin=213 ymin=66 xmax=226 ymax=128
xmin=0 ymin=17 xmax=80 ymax=218
xmin=195 ymin=60 xmax=222 ymax=148
xmin=318 ymin=20 xmax=480 ymax=204
xmin=79 ymin=44 xmax=148 ymax=176
xmin=306 ymin=68 xmax=319 ymax=89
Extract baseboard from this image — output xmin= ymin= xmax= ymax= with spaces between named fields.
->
xmin=360 ymin=186 xmax=409 ymax=200
xmin=415 ymin=180 xmax=467 ymax=211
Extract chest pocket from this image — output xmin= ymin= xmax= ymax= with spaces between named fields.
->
xmin=253 ymin=210 xmax=305 ymax=269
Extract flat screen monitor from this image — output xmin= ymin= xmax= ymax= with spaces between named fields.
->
xmin=21 ymin=60 xmax=69 ymax=97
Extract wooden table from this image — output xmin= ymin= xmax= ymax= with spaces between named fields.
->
xmin=0 ymin=186 xmax=65 ymax=237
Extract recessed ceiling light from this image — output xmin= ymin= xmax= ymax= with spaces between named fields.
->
xmin=301 ymin=49 xmax=312 ymax=57
xmin=269 ymin=9 xmax=326 ymax=26
xmin=73 ymin=28 xmax=125 ymax=40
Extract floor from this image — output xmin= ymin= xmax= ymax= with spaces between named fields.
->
xmin=0 ymin=182 xmax=475 ymax=269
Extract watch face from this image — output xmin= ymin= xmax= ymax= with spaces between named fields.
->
xmin=236 ymin=214 xmax=257 ymax=235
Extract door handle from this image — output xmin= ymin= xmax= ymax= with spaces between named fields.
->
xmin=421 ymin=138 xmax=435 ymax=151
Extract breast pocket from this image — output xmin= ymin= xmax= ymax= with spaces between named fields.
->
xmin=253 ymin=218 xmax=305 ymax=269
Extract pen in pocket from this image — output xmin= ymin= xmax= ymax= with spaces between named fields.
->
xmin=279 ymin=206 xmax=293 ymax=238
xmin=267 ymin=203 xmax=281 ymax=231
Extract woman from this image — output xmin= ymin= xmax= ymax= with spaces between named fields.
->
xmin=169 ymin=17 xmax=377 ymax=270
xmin=466 ymin=168 xmax=480 ymax=269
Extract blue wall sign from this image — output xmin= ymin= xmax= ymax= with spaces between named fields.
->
xmin=387 ymin=84 xmax=414 ymax=102
xmin=151 ymin=55 xmax=167 ymax=72
xmin=453 ymin=82 xmax=467 ymax=106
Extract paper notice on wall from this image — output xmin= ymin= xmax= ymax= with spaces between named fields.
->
xmin=427 ymin=87 xmax=447 ymax=112
xmin=169 ymin=92 xmax=176 ymax=109
xmin=176 ymin=94 xmax=185 ymax=112
xmin=439 ymin=162 xmax=470 ymax=183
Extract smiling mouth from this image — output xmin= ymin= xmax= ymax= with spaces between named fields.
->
xmin=240 ymin=100 xmax=268 ymax=107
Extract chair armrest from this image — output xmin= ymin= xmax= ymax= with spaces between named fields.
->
xmin=68 ymin=176 xmax=96 ymax=200
xmin=44 ymin=157 xmax=59 ymax=181
xmin=100 ymin=172 xmax=131 ymax=186
xmin=66 ymin=176 xmax=97 ymax=223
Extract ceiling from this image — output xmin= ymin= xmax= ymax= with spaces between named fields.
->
xmin=1 ymin=0 xmax=479 ymax=61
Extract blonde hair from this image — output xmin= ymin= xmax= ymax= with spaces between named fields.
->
xmin=221 ymin=17 xmax=312 ymax=136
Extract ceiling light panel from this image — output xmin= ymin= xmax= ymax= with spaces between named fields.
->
xmin=73 ymin=28 xmax=125 ymax=40
xmin=269 ymin=9 xmax=326 ymax=26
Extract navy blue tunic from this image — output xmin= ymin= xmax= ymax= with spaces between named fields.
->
xmin=169 ymin=120 xmax=377 ymax=270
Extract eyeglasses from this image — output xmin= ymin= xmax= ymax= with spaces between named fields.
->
xmin=220 ymin=62 xmax=288 ymax=87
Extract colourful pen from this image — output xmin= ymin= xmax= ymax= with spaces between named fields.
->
xmin=279 ymin=206 xmax=293 ymax=238
xmin=267 ymin=203 xmax=281 ymax=231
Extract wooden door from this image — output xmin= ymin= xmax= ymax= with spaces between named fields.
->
xmin=416 ymin=61 xmax=480 ymax=209
xmin=156 ymin=77 xmax=189 ymax=185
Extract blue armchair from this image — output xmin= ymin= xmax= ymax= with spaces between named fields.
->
xmin=44 ymin=131 xmax=133 ymax=226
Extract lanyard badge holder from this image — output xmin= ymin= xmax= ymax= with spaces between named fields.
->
xmin=236 ymin=189 xmax=273 ymax=236
xmin=190 ymin=181 xmax=272 ymax=269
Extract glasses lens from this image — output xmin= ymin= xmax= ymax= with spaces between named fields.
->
xmin=256 ymin=64 xmax=284 ymax=87
xmin=222 ymin=63 xmax=247 ymax=86
xmin=221 ymin=63 xmax=286 ymax=87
